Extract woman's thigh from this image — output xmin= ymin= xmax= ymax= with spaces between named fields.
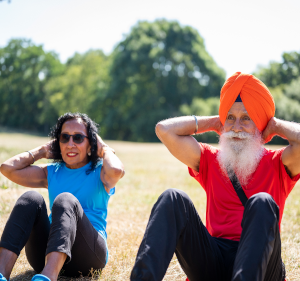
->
xmin=0 ymin=190 xmax=50 ymax=273
xmin=24 ymin=192 xmax=50 ymax=273
xmin=61 ymin=211 xmax=107 ymax=277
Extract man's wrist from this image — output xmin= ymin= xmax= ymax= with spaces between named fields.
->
xmin=211 ymin=116 xmax=222 ymax=134
xmin=269 ymin=117 xmax=279 ymax=135
xmin=192 ymin=115 xmax=198 ymax=135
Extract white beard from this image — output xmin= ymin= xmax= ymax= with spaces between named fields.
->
xmin=217 ymin=130 xmax=265 ymax=186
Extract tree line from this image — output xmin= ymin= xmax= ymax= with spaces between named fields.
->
xmin=0 ymin=19 xmax=299 ymax=143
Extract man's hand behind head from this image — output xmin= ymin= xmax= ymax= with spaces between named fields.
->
xmin=262 ymin=117 xmax=277 ymax=144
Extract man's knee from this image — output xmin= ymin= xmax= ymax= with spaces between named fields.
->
xmin=248 ymin=192 xmax=277 ymax=208
xmin=246 ymin=192 xmax=279 ymax=221
xmin=158 ymin=188 xmax=190 ymax=204
xmin=153 ymin=188 xmax=194 ymax=220
xmin=249 ymin=192 xmax=275 ymax=203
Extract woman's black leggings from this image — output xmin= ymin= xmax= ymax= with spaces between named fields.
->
xmin=0 ymin=191 xmax=107 ymax=277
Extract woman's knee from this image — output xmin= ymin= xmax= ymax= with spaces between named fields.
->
xmin=16 ymin=190 xmax=44 ymax=208
xmin=52 ymin=192 xmax=79 ymax=211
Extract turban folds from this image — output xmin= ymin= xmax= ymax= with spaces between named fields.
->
xmin=219 ymin=72 xmax=275 ymax=131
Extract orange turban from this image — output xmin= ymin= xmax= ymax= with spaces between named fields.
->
xmin=219 ymin=72 xmax=275 ymax=131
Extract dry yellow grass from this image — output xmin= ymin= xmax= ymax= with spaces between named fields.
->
xmin=0 ymin=131 xmax=299 ymax=280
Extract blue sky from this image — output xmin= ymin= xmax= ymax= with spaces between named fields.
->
xmin=1 ymin=0 xmax=300 ymax=77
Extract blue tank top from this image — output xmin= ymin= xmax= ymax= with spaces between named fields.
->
xmin=47 ymin=161 xmax=115 ymax=243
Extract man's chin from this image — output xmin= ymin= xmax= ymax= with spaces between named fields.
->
xmin=228 ymin=140 xmax=246 ymax=152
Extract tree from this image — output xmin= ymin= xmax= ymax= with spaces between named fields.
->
xmin=0 ymin=39 xmax=63 ymax=132
xmin=42 ymin=50 xmax=111 ymax=131
xmin=254 ymin=50 xmax=300 ymax=144
xmin=254 ymin=51 xmax=300 ymax=88
xmin=102 ymin=19 xmax=226 ymax=141
xmin=180 ymin=97 xmax=220 ymax=142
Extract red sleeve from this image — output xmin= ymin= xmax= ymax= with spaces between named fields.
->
xmin=272 ymin=148 xmax=300 ymax=196
xmin=188 ymin=143 xmax=216 ymax=191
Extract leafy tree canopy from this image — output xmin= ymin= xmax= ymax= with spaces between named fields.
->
xmin=254 ymin=51 xmax=300 ymax=88
xmin=102 ymin=19 xmax=226 ymax=141
xmin=0 ymin=39 xmax=63 ymax=131
xmin=255 ymin=50 xmax=300 ymax=144
xmin=42 ymin=50 xmax=111 ymax=132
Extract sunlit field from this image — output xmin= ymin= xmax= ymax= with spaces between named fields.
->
xmin=0 ymin=130 xmax=300 ymax=280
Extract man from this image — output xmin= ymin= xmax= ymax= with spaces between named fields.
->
xmin=130 ymin=72 xmax=300 ymax=281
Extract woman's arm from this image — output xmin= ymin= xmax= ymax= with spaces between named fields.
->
xmin=0 ymin=142 xmax=52 ymax=188
xmin=155 ymin=116 xmax=223 ymax=171
xmin=263 ymin=117 xmax=300 ymax=177
xmin=97 ymin=136 xmax=125 ymax=193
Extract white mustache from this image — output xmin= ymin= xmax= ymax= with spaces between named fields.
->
xmin=221 ymin=131 xmax=252 ymax=140
xmin=218 ymin=128 xmax=264 ymax=186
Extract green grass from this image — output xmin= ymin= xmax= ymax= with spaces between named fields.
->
xmin=0 ymin=132 xmax=299 ymax=280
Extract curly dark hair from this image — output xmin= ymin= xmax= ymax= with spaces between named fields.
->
xmin=49 ymin=112 xmax=100 ymax=174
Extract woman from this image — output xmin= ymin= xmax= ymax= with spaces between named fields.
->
xmin=0 ymin=112 xmax=125 ymax=281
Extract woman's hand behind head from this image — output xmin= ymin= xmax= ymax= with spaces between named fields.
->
xmin=43 ymin=140 xmax=55 ymax=159
xmin=97 ymin=135 xmax=115 ymax=158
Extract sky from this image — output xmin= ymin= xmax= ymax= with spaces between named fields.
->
xmin=0 ymin=0 xmax=300 ymax=77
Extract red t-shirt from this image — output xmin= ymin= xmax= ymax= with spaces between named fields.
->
xmin=188 ymin=143 xmax=300 ymax=241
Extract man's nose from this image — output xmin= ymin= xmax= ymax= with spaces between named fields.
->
xmin=232 ymin=120 xmax=242 ymax=132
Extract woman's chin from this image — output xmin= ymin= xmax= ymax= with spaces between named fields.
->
xmin=64 ymin=159 xmax=89 ymax=169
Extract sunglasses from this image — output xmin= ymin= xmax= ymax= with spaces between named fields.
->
xmin=59 ymin=133 xmax=88 ymax=144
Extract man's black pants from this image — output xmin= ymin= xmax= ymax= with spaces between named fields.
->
xmin=130 ymin=189 xmax=285 ymax=281
xmin=0 ymin=191 xmax=107 ymax=277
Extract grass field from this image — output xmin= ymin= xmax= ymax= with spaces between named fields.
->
xmin=0 ymin=131 xmax=300 ymax=280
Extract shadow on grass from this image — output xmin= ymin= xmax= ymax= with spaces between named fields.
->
xmin=11 ymin=270 xmax=35 ymax=281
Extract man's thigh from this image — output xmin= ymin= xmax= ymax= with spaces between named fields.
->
xmin=174 ymin=190 xmax=228 ymax=281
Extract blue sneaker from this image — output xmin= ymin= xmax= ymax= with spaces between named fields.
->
xmin=31 ymin=274 xmax=51 ymax=281
xmin=0 ymin=273 xmax=7 ymax=281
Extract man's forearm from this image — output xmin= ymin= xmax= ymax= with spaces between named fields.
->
xmin=269 ymin=118 xmax=300 ymax=177
xmin=156 ymin=115 xmax=222 ymax=138
xmin=272 ymin=118 xmax=300 ymax=145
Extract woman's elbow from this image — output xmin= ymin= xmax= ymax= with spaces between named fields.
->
xmin=120 ymin=169 xmax=125 ymax=179
xmin=0 ymin=163 xmax=11 ymax=177
xmin=110 ymin=167 xmax=125 ymax=179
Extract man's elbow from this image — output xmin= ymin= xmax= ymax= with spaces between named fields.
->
xmin=155 ymin=121 xmax=169 ymax=140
